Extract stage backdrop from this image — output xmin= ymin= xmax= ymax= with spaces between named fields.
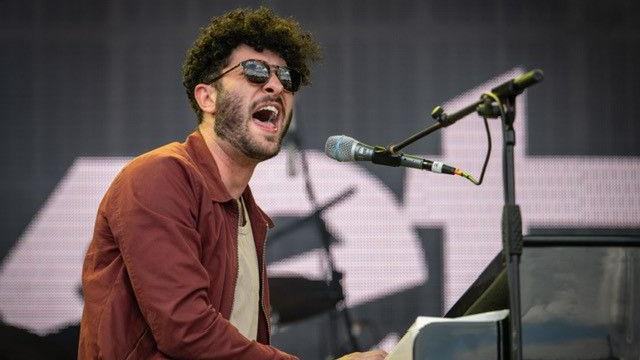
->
xmin=1 ymin=1 xmax=639 ymax=358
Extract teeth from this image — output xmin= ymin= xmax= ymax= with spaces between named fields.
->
xmin=259 ymin=105 xmax=279 ymax=122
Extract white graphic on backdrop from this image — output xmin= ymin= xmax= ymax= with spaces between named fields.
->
xmin=0 ymin=159 xmax=130 ymax=334
xmin=0 ymin=69 xmax=639 ymax=335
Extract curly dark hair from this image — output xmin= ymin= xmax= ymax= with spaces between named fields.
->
xmin=182 ymin=7 xmax=321 ymax=122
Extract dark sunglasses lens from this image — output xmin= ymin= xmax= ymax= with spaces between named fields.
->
xmin=277 ymin=68 xmax=300 ymax=92
xmin=242 ymin=60 xmax=270 ymax=84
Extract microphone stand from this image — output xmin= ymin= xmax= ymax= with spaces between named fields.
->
xmin=384 ymin=70 xmax=543 ymax=360
xmin=498 ymin=95 xmax=524 ymax=360
xmin=287 ymin=127 xmax=361 ymax=355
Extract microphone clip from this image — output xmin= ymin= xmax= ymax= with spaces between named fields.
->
xmin=371 ymin=146 xmax=402 ymax=167
xmin=476 ymin=95 xmax=504 ymax=118
xmin=431 ymin=105 xmax=455 ymax=127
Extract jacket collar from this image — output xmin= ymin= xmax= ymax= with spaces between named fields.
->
xmin=185 ymin=130 xmax=233 ymax=203
xmin=184 ymin=130 xmax=274 ymax=228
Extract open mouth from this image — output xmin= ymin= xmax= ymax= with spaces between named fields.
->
xmin=252 ymin=105 xmax=280 ymax=133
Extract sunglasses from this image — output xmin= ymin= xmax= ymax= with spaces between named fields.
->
xmin=209 ymin=59 xmax=302 ymax=93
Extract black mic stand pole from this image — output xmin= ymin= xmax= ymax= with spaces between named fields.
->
xmin=497 ymin=94 xmax=524 ymax=360
xmin=479 ymin=69 xmax=544 ymax=360
xmin=289 ymin=128 xmax=361 ymax=355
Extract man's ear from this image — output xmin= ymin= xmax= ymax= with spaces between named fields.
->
xmin=194 ymin=84 xmax=217 ymax=115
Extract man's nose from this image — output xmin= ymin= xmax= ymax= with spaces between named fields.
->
xmin=262 ymin=72 xmax=285 ymax=95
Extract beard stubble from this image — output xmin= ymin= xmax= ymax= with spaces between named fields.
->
xmin=213 ymin=88 xmax=291 ymax=162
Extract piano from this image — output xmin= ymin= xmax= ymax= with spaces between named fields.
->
xmin=391 ymin=234 xmax=640 ymax=359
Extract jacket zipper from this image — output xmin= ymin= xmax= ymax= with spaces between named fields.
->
xmin=229 ymin=201 xmax=240 ymax=317
xmin=260 ymin=222 xmax=271 ymax=340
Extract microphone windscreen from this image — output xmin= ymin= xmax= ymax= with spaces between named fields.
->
xmin=324 ymin=135 xmax=356 ymax=162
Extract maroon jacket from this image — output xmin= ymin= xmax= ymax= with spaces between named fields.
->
xmin=78 ymin=131 xmax=297 ymax=359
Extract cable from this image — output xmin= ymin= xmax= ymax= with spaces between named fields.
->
xmin=451 ymin=93 xmax=497 ymax=185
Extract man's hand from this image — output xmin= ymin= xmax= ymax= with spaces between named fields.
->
xmin=337 ymin=349 xmax=387 ymax=360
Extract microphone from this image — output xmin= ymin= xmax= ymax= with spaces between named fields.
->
xmin=490 ymin=69 xmax=544 ymax=99
xmin=324 ymin=135 xmax=458 ymax=175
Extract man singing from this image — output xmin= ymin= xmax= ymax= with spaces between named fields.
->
xmin=78 ymin=7 xmax=385 ymax=360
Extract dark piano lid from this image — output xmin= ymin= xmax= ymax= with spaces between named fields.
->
xmin=444 ymin=234 xmax=640 ymax=318
xmin=445 ymin=251 xmax=508 ymax=318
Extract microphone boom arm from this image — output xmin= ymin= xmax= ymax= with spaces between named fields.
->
xmin=387 ymin=69 xmax=543 ymax=155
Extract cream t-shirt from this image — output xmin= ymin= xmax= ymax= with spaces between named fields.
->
xmin=228 ymin=197 xmax=260 ymax=340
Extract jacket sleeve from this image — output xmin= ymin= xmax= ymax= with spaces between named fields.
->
xmin=107 ymin=155 xmax=297 ymax=360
